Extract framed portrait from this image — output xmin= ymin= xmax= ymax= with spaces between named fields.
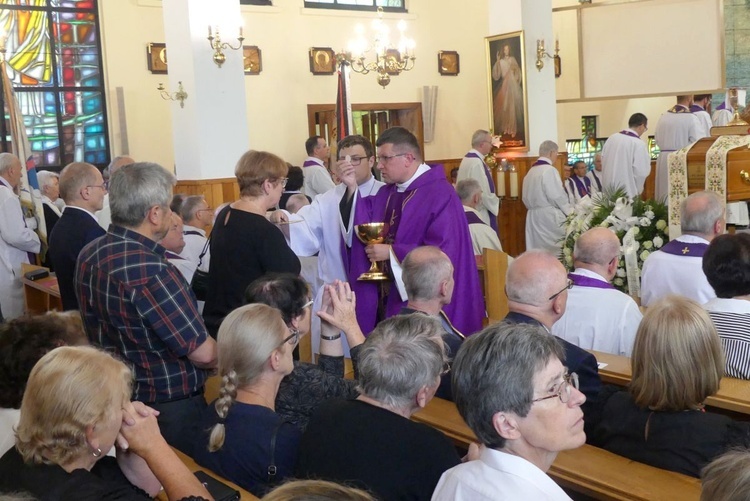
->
xmin=309 ymin=47 xmax=336 ymax=75
xmin=243 ymin=46 xmax=262 ymax=75
xmin=438 ymin=50 xmax=459 ymax=76
xmin=485 ymin=31 xmax=529 ymax=152
xmin=147 ymin=43 xmax=168 ymax=74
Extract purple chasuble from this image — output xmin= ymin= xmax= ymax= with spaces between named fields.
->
xmin=347 ymin=165 xmax=483 ymax=336
xmin=464 ymin=152 xmax=498 ymax=233
xmin=569 ymin=272 xmax=615 ymax=290
xmin=302 ymin=159 xmax=320 ymax=168
xmin=619 ymin=130 xmax=640 ymax=139
xmin=570 ymin=175 xmax=590 ymax=198
xmin=689 ymin=104 xmax=704 ymax=113
xmin=590 ymin=170 xmax=602 ymax=191
xmin=660 ymin=239 xmax=709 ymax=257
xmin=464 ymin=210 xmax=485 ymax=226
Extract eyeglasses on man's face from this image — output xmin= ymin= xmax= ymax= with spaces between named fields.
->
xmin=548 ymin=279 xmax=574 ymax=301
xmin=532 ymin=372 xmax=579 ymax=404
xmin=338 ymin=155 xmax=369 ymax=166
xmin=86 ymin=183 xmax=107 ymax=192
xmin=376 ymin=153 xmax=409 ymax=164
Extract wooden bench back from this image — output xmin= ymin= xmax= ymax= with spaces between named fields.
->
xmin=482 ymin=247 xmax=509 ymax=323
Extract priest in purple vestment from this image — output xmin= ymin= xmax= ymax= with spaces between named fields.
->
xmin=338 ymin=127 xmax=483 ymax=336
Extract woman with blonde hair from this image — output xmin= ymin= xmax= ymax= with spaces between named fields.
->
xmin=591 ymin=295 xmax=750 ymax=477
xmin=0 ymin=345 xmax=211 ymax=500
xmin=262 ymin=479 xmax=375 ymax=501
xmin=202 ymin=150 xmax=301 ymax=337
xmin=194 ymin=303 xmax=302 ymax=496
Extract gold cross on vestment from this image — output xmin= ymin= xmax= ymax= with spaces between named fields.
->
xmin=681 ymin=247 xmax=690 ymax=255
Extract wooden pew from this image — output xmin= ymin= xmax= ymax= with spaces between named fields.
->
xmin=20 ymin=263 xmax=62 ymax=314
xmin=157 ymin=447 xmax=259 ymax=501
xmin=592 ymin=350 xmax=750 ymax=415
xmin=482 ymin=247 xmax=509 ymax=324
xmin=413 ymin=397 xmax=701 ymax=501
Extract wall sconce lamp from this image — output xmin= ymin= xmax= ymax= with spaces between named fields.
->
xmin=157 ymin=81 xmax=188 ymax=108
xmin=207 ymin=26 xmax=244 ymax=68
xmin=535 ymin=39 xmax=562 ymax=78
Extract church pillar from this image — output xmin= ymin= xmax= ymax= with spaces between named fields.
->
xmin=488 ymin=0 xmax=557 ymax=155
xmin=161 ymin=0 xmax=249 ymax=180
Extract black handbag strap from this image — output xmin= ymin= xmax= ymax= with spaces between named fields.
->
xmin=267 ymin=420 xmax=284 ymax=483
xmin=184 ymin=230 xmax=211 ymax=267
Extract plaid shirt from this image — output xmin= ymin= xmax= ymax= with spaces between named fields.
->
xmin=75 ymin=225 xmax=209 ymax=402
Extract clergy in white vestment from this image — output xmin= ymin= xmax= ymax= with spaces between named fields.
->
xmin=95 ymin=155 xmax=134 ymax=230
xmin=273 ymin=135 xmax=384 ymax=355
xmin=0 ymin=153 xmax=41 ymax=319
xmin=456 ymin=130 xmax=500 ymax=233
xmin=456 ymin=178 xmax=503 ymax=256
xmin=551 ymin=228 xmax=642 ymax=357
xmin=641 ymin=191 xmax=722 ymax=306
xmin=654 ymin=96 xmax=701 ymax=201
xmin=570 ymin=161 xmax=592 ymax=200
xmin=601 ymin=113 xmax=651 ymax=200
xmin=522 ymin=141 xmax=571 ymax=253
xmin=712 ymin=100 xmax=734 ymax=126
xmin=302 ymin=135 xmax=335 ymax=200
xmin=562 ymin=165 xmax=580 ymax=205
xmin=690 ymin=94 xmax=713 ymax=138
xmin=586 ymin=153 xmax=604 ymax=194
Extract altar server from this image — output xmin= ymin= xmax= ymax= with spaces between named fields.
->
xmin=456 ymin=130 xmax=500 ymax=233
xmin=601 ymin=113 xmax=651 ymax=199
xmin=302 ymin=136 xmax=335 ymax=200
xmin=654 ymin=96 xmax=701 ymax=200
xmin=690 ymin=94 xmax=713 ymax=138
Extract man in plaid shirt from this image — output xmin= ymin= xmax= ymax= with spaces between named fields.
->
xmin=75 ymin=162 xmax=217 ymax=454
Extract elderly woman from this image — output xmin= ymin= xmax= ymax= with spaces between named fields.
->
xmin=703 ymin=233 xmax=750 ymax=379
xmin=202 ymin=150 xmax=301 ymax=337
xmin=433 ymin=322 xmax=586 ymax=500
xmin=245 ymin=274 xmax=364 ymax=430
xmin=0 ymin=312 xmax=88 ymax=456
xmin=701 ymin=449 xmax=750 ymax=501
xmin=295 ymin=314 xmax=461 ymax=501
xmin=591 ymin=296 xmax=750 ymax=477
xmin=194 ymin=303 xmax=302 ymax=496
xmin=0 ymin=346 xmax=211 ymax=500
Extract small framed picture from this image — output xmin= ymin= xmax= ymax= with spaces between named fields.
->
xmin=243 ymin=46 xmax=262 ymax=75
xmin=147 ymin=43 xmax=168 ymax=74
xmin=309 ymin=47 xmax=336 ymax=75
xmin=438 ymin=50 xmax=459 ymax=76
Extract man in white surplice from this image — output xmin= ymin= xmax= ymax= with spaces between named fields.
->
xmin=551 ymin=227 xmax=642 ymax=357
xmin=457 ymin=178 xmax=503 ymax=256
xmin=0 ymin=153 xmax=41 ymax=319
xmin=522 ymin=140 xmax=571 ymax=253
xmin=654 ymin=96 xmax=701 ymax=201
xmin=273 ymin=135 xmax=384 ymax=355
xmin=456 ymin=130 xmax=500 ymax=232
xmin=690 ymin=94 xmax=713 ymax=138
xmin=601 ymin=113 xmax=651 ymax=199
xmin=712 ymin=99 xmax=734 ymax=127
xmin=587 ymin=153 xmax=604 ymax=194
xmin=641 ymin=191 xmax=722 ymax=307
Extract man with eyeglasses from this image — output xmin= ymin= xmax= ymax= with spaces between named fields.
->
xmin=273 ymin=135 xmax=384 ymax=357
xmin=302 ymin=135 xmax=335 ymax=200
xmin=47 ymin=162 xmax=107 ymax=311
xmin=600 ymin=112 xmax=651 ymax=199
xmin=551 ymin=227 xmax=642 ymax=357
xmin=339 ymin=126 xmax=483 ymax=336
xmin=0 ymin=153 xmax=40 ymax=320
xmin=456 ymin=129 xmax=500 ymax=234
xmin=503 ymin=249 xmax=601 ymax=426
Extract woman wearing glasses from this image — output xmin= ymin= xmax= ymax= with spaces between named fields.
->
xmin=434 ymin=321 xmax=586 ymax=500
xmin=202 ymin=150 xmax=301 ymax=337
xmin=590 ymin=296 xmax=750 ymax=477
xmin=194 ymin=303 xmax=302 ymax=496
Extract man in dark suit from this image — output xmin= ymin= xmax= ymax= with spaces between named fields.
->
xmin=503 ymin=249 xmax=602 ymax=431
xmin=48 ymin=162 xmax=106 ymax=310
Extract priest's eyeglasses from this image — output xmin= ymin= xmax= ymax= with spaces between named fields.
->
xmin=532 ymin=372 xmax=579 ymax=404
xmin=376 ymin=153 xmax=409 ymax=164
xmin=548 ymin=279 xmax=574 ymax=301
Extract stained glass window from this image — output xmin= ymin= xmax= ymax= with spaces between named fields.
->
xmin=0 ymin=0 xmax=109 ymax=169
xmin=566 ymin=115 xmax=603 ymax=169
xmin=304 ymin=0 xmax=406 ymax=12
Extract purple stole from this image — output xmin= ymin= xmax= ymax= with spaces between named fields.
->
xmin=668 ymin=104 xmax=691 ymax=114
xmin=570 ymin=175 xmax=590 ymax=198
xmin=619 ymin=130 xmax=640 ymax=139
xmin=569 ymin=272 xmax=615 ymax=290
xmin=531 ymin=159 xmax=551 ymax=167
xmin=302 ymin=159 xmax=320 ymax=168
xmin=689 ymin=104 xmax=705 ymax=113
xmin=464 ymin=152 xmax=498 ymax=232
xmin=464 ymin=210 xmax=485 ymax=226
xmin=590 ymin=170 xmax=602 ymax=191
xmin=660 ymin=239 xmax=709 ymax=257
xmin=716 ymin=101 xmax=731 ymax=112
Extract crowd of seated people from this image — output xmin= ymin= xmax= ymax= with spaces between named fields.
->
xmin=9 ymin=137 xmax=750 ymax=501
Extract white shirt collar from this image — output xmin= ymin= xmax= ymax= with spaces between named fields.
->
xmin=64 ymin=205 xmax=98 ymax=221
xmin=675 ymin=234 xmax=711 ymax=245
xmin=396 ymin=163 xmax=430 ymax=192
xmin=0 ymin=176 xmax=12 ymax=191
xmin=357 ymin=175 xmax=378 ymax=196
xmin=704 ymin=297 xmax=750 ymax=314
xmin=482 ymin=448 xmax=570 ymax=499
xmin=183 ymin=224 xmax=206 ymax=236
xmin=463 ymin=205 xmax=481 ymax=216
xmin=42 ymin=195 xmax=63 ymax=216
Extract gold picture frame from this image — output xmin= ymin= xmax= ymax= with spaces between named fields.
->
xmin=147 ymin=43 xmax=168 ymax=74
xmin=438 ymin=50 xmax=459 ymax=76
xmin=485 ymin=31 xmax=529 ymax=152
xmin=243 ymin=46 xmax=262 ymax=75
xmin=309 ymin=47 xmax=336 ymax=75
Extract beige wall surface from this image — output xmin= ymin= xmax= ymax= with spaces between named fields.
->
xmin=99 ymin=0 xmax=491 ymax=174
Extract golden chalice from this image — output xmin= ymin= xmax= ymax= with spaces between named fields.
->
xmin=355 ymin=222 xmax=390 ymax=281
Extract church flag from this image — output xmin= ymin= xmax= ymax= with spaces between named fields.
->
xmin=335 ymin=59 xmax=353 ymax=143
xmin=1 ymin=59 xmax=47 ymax=258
